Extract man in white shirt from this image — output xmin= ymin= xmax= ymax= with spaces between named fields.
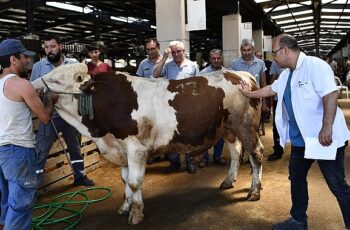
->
xmin=240 ymin=34 xmax=350 ymax=230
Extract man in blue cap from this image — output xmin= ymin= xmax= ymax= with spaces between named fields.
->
xmin=0 ymin=39 xmax=58 ymax=229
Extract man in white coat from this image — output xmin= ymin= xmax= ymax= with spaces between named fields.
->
xmin=240 ymin=34 xmax=350 ymax=230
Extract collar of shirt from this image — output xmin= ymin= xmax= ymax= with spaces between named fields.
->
xmin=294 ymin=52 xmax=306 ymax=71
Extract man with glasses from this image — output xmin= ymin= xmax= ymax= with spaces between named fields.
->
xmin=198 ymin=49 xmax=226 ymax=168
xmin=240 ymin=34 xmax=350 ymax=230
xmin=153 ymin=40 xmax=199 ymax=174
xmin=136 ymin=38 xmax=162 ymax=78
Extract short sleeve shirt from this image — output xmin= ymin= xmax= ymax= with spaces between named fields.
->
xmin=161 ymin=59 xmax=199 ymax=80
xmin=136 ymin=58 xmax=157 ymax=78
xmin=229 ymin=56 xmax=266 ymax=86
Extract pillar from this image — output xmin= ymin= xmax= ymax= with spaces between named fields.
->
xmin=222 ymin=14 xmax=241 ymax=67
xmin=155 ymin=0 xmax=190 ymax=58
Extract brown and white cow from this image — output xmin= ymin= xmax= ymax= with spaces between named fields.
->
xmin=31 ymin=63 xmax=263 ymax=225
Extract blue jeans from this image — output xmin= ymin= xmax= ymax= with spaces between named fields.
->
xmin=203 ymin=139 xmax=224 ymax=161
xmin=289 ymin=145 xmax=350 ymax=228
xmin=0 ymin=145 xmax=38 ymax=230
xmin=36 ymin=116 xmax=84 ymax=183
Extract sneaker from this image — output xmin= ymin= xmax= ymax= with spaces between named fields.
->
xmin=165 ymin=162 xmax=181 ymax=173
xmin=273 ymin=217 xmax=308 ymax=230
xmin=268 ymin=152 xmax=283 ymax=161
xmin=186 ymin=161 xmax=196 ymax=174
xmin=147 ymin=156 xmax=161 ymax=164
xmin=213 ymin=157 xmax=226 ymax=165
xmin=74 ymin=176 xmax=95 ymax=186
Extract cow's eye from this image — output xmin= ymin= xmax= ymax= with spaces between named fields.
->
xmin=75 ymin=75 xmax=83 ymax=82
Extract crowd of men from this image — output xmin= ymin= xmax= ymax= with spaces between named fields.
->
xmin=0 ymin=33 xmax=349 ymax=230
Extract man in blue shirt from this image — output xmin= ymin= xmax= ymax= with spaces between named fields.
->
xmin=31 ymin=35 xmax=95 ymax=187
xmin=136 ymin=38 xmax=162 ymax=78
xmin=153 ymin=40 xmax=199 ymax=174
xmin=198 ymin=49 xmax=226 ymax=168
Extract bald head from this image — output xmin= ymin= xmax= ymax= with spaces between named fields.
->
xmin=273 ymin=34 xmax=300 ymax=52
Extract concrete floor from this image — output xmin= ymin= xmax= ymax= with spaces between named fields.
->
xmin=37 ymin=98 xmax=350 ymax=230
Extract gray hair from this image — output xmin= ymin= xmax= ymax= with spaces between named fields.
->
xmin=240 ymin=38 xmax=255 ymax=48
xmin=169 ymin=40 xmax=185 ymax=50
xmin=209 ymin=49 xmax=223 ymax=56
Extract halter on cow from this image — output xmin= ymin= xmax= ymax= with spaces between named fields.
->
xmin=31 ymin=63 xmax=264 ymax=225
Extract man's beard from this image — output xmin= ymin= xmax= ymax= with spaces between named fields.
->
xmin=47 ymin=52 xmax=62 ymax=63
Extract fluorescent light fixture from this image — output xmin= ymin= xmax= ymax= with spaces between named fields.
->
xmin=255 ymin=0 xmax=270 ymax=3
xmin=151 ymin=25 xmax=157 ymax=29
xmin=46 ymin=2 xmax=93 ymax=13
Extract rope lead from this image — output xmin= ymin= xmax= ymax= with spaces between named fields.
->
xmin=78 ymin=94 xmax=94 ymax=120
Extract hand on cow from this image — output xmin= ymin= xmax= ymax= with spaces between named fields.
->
xmin=36 ymin=88 xmax=45 ymax=100
xmin=239 ymin=80 xmax=252 ymax=98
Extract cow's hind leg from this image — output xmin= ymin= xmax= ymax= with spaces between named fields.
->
xmin=118 ymin=166 xmax=133 ymax=215
xmin=220 ymin=138 xmax=242 ymax=189
xmin=247 ymin=136 xmax=263 ymax=201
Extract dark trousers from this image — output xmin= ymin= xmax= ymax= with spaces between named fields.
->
xmin=289 ymin=145 xmax=350 ymax=228
xmin=36 ymin=116 xmax=84 ymax=183
xmin=272 ymin=100 xmax=284 ymax=154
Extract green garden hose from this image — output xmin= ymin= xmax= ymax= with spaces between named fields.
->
xmin=32 ymin=187 xmax=112 ymax=230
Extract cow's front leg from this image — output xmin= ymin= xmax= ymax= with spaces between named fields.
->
xmin=220 ymin=139 xmax=242 ymax=189
xmin=118 ymin=166 xmax=133 ymax=215
xmin=247 ymin=137 xmax=263 ymax=201
xmin=126 ymin=147 xmax=147 ymax=225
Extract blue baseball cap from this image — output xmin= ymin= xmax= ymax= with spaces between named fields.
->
xmin=0 ymin=39 xmax=36 ymax=57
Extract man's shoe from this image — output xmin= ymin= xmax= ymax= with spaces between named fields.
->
xmin=273 ymin=217 xmax=308 ymax=230
xmin=74 ymin=176 xmax=95 ymax=186
xmin=186 ymin=162 xmax=196 ymax=174
xmin=268 ymin=152 xmax=283 ymax=161
xmin=147 ymin=156 xmax=161 ymax=164
xmin=165 ymin=162 xmax=181 ymax=173
xmin=198 ymin=160 xmax=208 ymax=168
xmin=213 ymin=157 xmax=226 ymax=165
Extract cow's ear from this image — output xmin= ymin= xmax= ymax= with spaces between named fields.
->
xmin=79 ymin=80 xmax=96 ymax=93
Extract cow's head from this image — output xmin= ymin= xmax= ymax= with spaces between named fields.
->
xmin=31 ymin=63 xmax=90 ymax=94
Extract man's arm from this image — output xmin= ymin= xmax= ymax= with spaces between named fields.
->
xmin=19 ymin=79 xmax=58 ymax=124
xmin=319 ymin=91 xmax=338 ymax=146
xmin=240 ymin=82 xmax=276 ymax=98
xmin=153 ymin=48 xmax=171 ymax=78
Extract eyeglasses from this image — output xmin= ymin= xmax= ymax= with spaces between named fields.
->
xmin=145 ymin=47 xmax=157 ymax=52
xmin=171 ymin=50 xmax=183 ymax=55
xmin=272 ymin=47 xmax=285 ymax=56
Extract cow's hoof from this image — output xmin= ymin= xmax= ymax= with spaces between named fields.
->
xmin=247 ymin=192 xmax=260 ymax=201
xmin=128 ymin=210 xmax=144 ymax=225
xmin=117 ymin=207 xmax=130 ymax=215
xmin=219 ymin=182 xmax=234 ymax=190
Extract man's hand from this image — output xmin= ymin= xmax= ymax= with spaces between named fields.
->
xmin=239 ymin=80 xmax=252 ymax=97
xmin=318 ymin=126 xmax=333 ymax=146
xmin=163 ymin=48 xmax=171 ymax=60
xmin=48 ymin=92 xmax=59 ymax=104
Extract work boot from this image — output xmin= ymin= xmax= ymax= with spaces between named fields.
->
xmin=268 ymin=152 xmax=283 ymax=161
xmin=186 ymin=160 xmax=196 ymax=174
xmin=73 ymin=176 xmax=95 ymax=186
xmin=273 ymin=217 xmax=308 ymax=230
xmin=213 ymin=157 xmax=226 ymax=165
xmin=165 ymin=161 xmax=181 ymax=173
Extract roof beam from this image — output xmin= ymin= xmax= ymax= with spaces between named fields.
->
xmin=312 ymin=0 xmax=322 ymax=56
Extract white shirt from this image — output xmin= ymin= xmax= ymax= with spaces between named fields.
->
xmin=271 ymin=52 xmax=350 ymax=148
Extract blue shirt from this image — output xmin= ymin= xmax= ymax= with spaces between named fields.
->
xmin=161 ymin=59 xmax=199 ymax=80
xmin=136 ymin=57 xmax=159 ymax=78
xmin=199 ymin=65 xmax=226 ymax=74
xmin=271 ymin=61 xmax=286 ymax=101
xmin=30 ymin=56 xmax=78 ymax=81
xmin=229 ymin=56 xmax=266 ymax=86
xmin=30 ymin=56 xmax=78 ymax=118
xmin=283 ymin=70 xmax=305 ymax=147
